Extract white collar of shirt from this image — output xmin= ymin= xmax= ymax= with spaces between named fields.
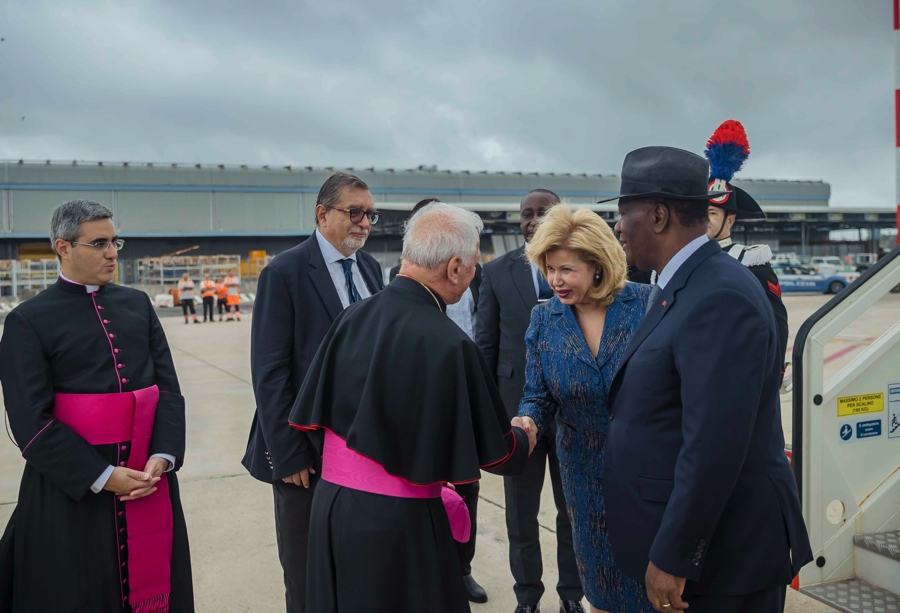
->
xmin=655 ymin=234 xmax=710 ymax=290
xmin=59 ymin=272 xmax=100 ymax=293
xmin=315 ymin=229 xmax=356 ymax=264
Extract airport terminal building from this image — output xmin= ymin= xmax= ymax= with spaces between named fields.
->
xmin=1 ymin=159 xmax=897 ymax=281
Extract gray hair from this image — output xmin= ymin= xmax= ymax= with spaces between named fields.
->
xmin=315 ymin=171 xmax=369 ymax=226
xmin=50 ymin=200 xmax=114 ymax=251
xmin=402 ymin=202 xmax=483 ymax=270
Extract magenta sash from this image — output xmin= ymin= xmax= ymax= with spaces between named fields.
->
xmin=54 ymin=386 xmax=173 ymax=613
xmin=321 ymin=430 xmax=471 ymax=542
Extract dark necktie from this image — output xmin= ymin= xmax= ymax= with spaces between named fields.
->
xmin=340 ymin=259 xmax=361 ymax=305
xmin=646 ymin=283 xmax=661 ymax=314
xmin=536 ymin=272 xmax=554 ymax=301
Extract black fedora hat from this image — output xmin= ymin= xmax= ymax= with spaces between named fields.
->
xmin=598 ymin=146 xmax=725 ymax=204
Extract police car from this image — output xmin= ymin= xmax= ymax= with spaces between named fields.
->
xmin=773 ymin=265 xmax=859 ymax=295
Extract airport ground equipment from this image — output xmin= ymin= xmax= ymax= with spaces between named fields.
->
xmin=0 ymin=258 xmax=58 ymax=298
xmin=792 ymin=244 xmax=900 ymax=611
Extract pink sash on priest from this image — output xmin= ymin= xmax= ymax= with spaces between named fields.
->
xmin=321 ymin=429 xmax=471 ymax=542
xmin=54 ymin=385 xmax=173 ymax=613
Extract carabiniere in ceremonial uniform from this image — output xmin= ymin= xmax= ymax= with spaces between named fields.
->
xmin=705 ymin=120 xmax=790 ymax=373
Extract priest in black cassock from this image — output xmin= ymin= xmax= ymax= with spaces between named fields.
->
xmin=289 ymin=202 xmax=535 ymax=613
xmin=0 ymin=200 xmax=193 ymax=612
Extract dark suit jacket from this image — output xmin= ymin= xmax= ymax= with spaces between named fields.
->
xmin=475 ymin=245 xmax=537 ymax=419
xmin=242 ymin=234 xmax=384 ymax=483
xmin=604 ymin=239 xmax=812 ymax=595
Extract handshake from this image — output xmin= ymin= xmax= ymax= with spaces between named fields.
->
xmin=511 ymin=416 xmax=538 ymax=456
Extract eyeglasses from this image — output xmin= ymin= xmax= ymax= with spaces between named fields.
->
xmin=330 ymin=207 xmax=381 ymax=225
xmin=70 ymin=238 xmax=125 ymax=252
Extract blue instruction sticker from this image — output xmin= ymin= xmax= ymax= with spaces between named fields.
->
xmin=839 ymin=424 xmax=853 ymax=442
xmin=856 ymin=419 xmax=882 ymax=440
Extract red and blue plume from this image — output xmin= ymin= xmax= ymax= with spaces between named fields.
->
xmin=705 ymin=120 xmax=750 ymax=182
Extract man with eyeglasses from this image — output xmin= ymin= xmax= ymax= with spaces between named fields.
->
xmin=0 ymin=199 xmax=194 ymax=611
xmin=242 ymin=171 xmax=384 ymax=613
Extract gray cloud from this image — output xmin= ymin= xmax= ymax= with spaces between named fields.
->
xmin=0 ymin=0 xmax=893 ymax=207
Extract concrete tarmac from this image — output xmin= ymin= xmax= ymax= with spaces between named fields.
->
xmin=3 ymin=291 xmax=897 ymax=612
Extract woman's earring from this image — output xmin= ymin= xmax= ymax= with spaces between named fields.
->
xmin=593 ymin=272 xmax=601 ymax=286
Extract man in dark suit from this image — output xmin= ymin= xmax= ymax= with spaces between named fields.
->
xmin=603 ymin=147 xmax=812 ymax=612
xmin=390 ymin=197 xmax=488 ymax=603
xmin=242 ymin=171 xmax=384 ymax=613
xmin=476 ymin=189 xmax=584 ymax=613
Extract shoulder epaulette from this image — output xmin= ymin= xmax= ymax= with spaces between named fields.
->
xmin=726 ymin=243 xmax=772 ymax=268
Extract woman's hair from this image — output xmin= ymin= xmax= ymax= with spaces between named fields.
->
xmin=525 ymin=205 xmax=627 ymax=306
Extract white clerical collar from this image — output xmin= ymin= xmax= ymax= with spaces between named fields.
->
xmin=656 ymin=234 xmax=710 ymax=290
xmin=59 ymin=272 xmax=101 ymax=293
xmin=314 ymin=228 xmax=356 ymax=264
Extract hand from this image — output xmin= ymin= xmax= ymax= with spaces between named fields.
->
xmin=511 ymin=416 xmax=538 ymax=455
xmin=283 ymin=466 xmax=316 ymax=488
xmin=645 ymin=560 xmax=688 ymax=611
xmin=144 ymin=456 xmax=170 ymax=479
xmin=103 ymin=467 xmax=161 ymax=501
xmin=442 ymin=482 xmax=456 ymax=491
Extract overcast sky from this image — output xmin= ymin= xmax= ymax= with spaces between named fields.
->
xmin=0 ymin=1 xmax=893 ymax=207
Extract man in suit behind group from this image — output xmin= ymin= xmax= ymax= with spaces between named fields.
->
xmin=476 ymin=189 xmax=585 ymax=613
xmin=242 ymin=171 xmax=384 ymax=612
xmin=602 ymin=147 xmax=812 ymax=612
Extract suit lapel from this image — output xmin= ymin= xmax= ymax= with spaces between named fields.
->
xmin=552 ymin=301 xmax=600 ymax=372
xmin=612 ymin=240 xmax=721 ymax=381
xmin=595 ymin=285 xmax=633 ymax=371
xmin=357 ymin=254 xmax=383 ymax=294
xmin=509 ymin=246 xmax=537 ymax=310
xmin=307 ymin=235 xmax=345 ymax=321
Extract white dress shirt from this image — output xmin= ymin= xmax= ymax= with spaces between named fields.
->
xmin=446 ymin=287 xmax=476 ymax=340
xmin=529 ymin=262 xmax=543 ymax=300
xmin=314 ymin=229 xmax=373 ymax=308
xmin=655 ymin=235 xmax=711 ymax=290
xmin=58 ymin=273 xmax=176 ymax=493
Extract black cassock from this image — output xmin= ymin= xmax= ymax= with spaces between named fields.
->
xmin=289 ymin=275 xmax=530 ymax=613
xmin=0 ymin=278 xmax=193 ymax=612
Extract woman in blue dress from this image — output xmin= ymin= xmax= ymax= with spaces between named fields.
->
xmin=514 ymin=205 xmax=653 ymax=613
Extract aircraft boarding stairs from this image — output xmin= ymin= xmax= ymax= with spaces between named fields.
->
xmin=791 ymin=243 xmax=900 ymax=612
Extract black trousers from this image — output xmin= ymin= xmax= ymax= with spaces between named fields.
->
xmin=273 ymin=476 xmax=317 ymax=613
xmin=202 ymin=296 xmax=215 ymax=320
xmin=454 ymin=481 xmax=479 ymax=576
xmin=218 ymin=298 xmax=227 ymax=315
xmin=181 ymin=298 xmax=196 ymax=316
xmin=504 ymin=432 xmax=582 ymax=605
xmin=684 ymin=585 xmax=787 ymax=612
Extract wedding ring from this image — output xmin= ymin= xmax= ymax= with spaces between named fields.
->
xmin=661 ymin=605 xmax=672 ymax=609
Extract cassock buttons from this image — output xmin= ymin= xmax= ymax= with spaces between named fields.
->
xmin=117 ymin=364 xmax=124 ymax=369
xmin=121 ymin=379 xmax=128 ymax=383
xmin=103 ymin=319 xmax=110 ymax=324
xmin=109 ymin=333 xmax=115 ymax=338
xmin=114 ymin=349 xmax=120 ymax=354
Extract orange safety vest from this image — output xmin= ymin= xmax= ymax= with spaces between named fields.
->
xmin=201 ymin=279 xmax=216 ymax=298
xmin=224 ymin=276 xmax=241 ymax=306
xmin=177 ymin=279 xmax=195 ymax=300
xmin=215 ymin=283 xmax=228 ymax=300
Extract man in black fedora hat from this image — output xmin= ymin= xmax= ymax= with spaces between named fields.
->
xmin=601 ymin=146 xmax=812 ymax=612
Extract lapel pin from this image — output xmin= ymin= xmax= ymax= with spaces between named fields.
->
xmin=662 ymin=301 xmax=667 ymax=306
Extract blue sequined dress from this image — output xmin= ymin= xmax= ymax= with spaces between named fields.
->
xmin=518 ymin=282 xmax=653 ymax=612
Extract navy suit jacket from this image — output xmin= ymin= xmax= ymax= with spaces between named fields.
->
xmin=604 ymin=238 xmax=812 ymax=595
xmin=475 ymin=245 xmax=538 ymax=419
xmin=242 ymin=234 xmax=384 ymax=483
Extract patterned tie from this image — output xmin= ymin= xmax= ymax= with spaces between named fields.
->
xmin=646 ymin=283 xmax=661 ymax=314
xmin=340 ymin=259 xmax=361 ymax=305
xmin=536 ymin=272 xmax=554 ymax=301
